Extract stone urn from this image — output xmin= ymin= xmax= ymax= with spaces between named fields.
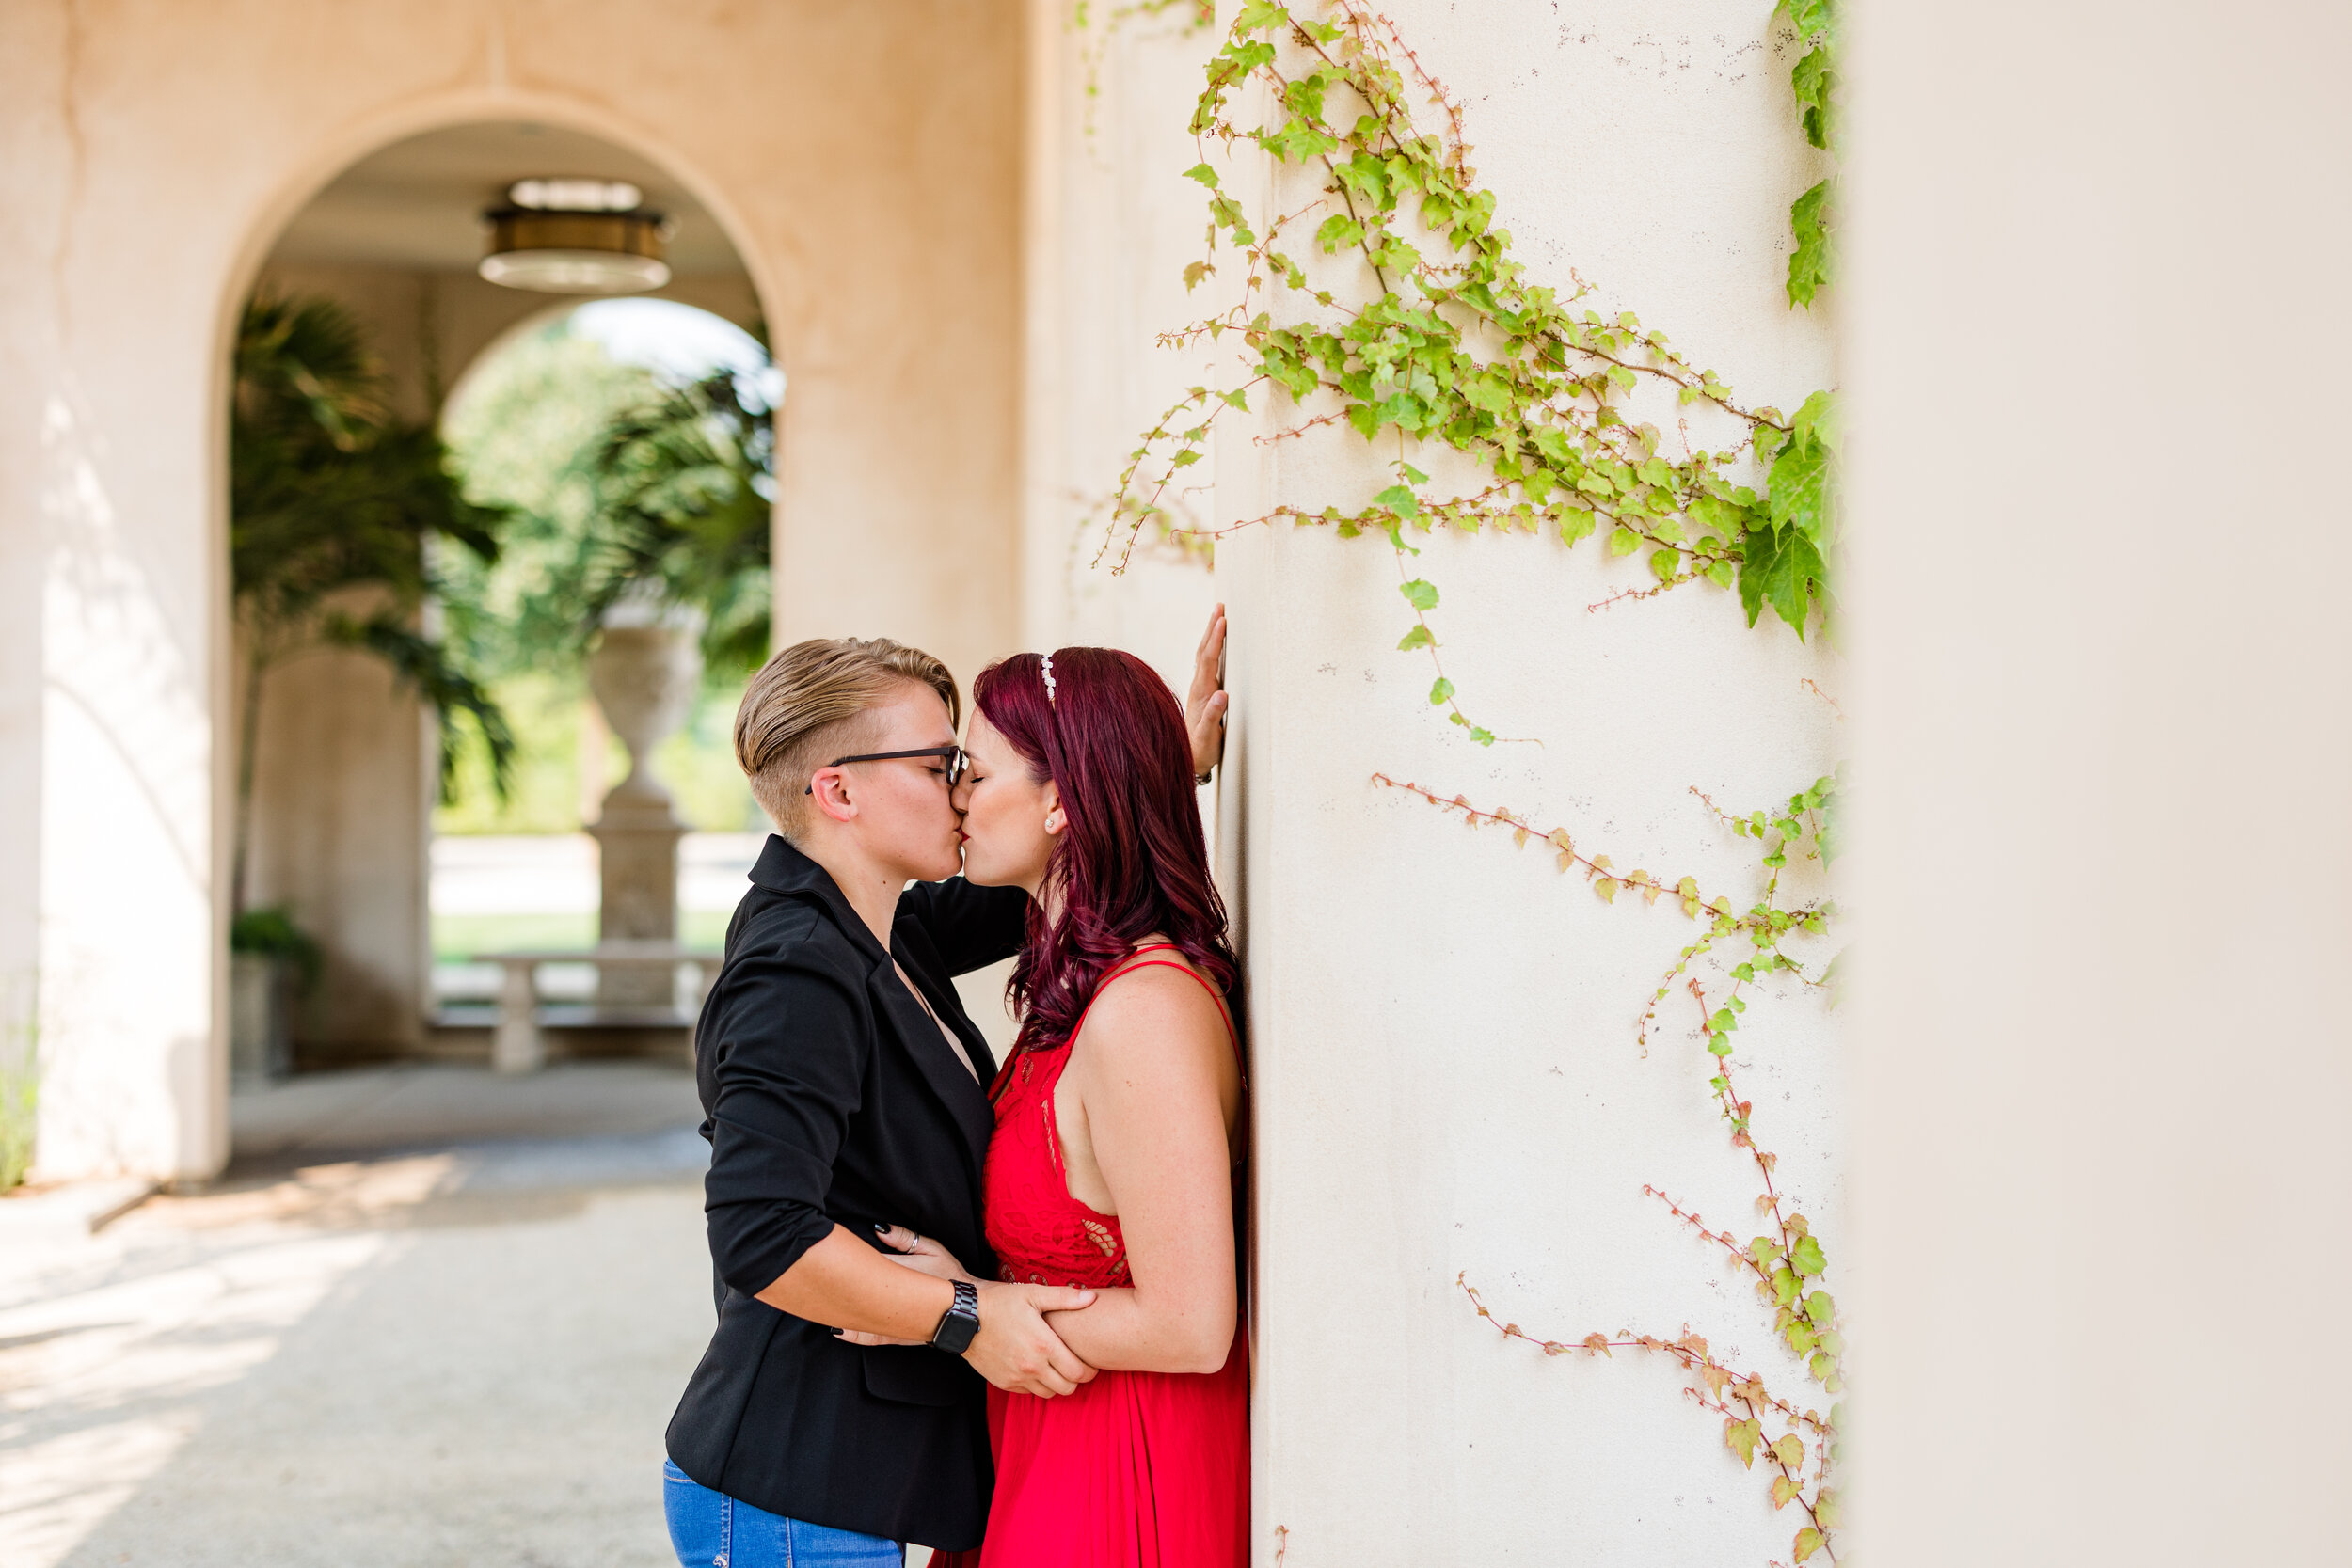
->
xmin=586 ymin=596 xmax=704 ymax=1006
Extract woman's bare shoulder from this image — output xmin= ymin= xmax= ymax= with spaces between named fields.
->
xmin=1074 ymin=951 xmax=1232 ymax=1065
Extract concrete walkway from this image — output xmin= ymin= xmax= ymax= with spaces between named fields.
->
xmin=0 ymin=1064 xmax=720 ymax=1568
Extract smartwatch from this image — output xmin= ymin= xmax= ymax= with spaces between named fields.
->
xmin=930 ymin=1279 xmax=980 ymax=1355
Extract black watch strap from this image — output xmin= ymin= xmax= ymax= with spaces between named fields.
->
xmin=930 ymin=1279 xmax=980 ymax=1355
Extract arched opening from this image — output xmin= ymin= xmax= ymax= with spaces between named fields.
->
xmin=226 ymin=120 xmax=772 ymax=1134
xmin=428 ymin=296 xmax=776 ymax=1041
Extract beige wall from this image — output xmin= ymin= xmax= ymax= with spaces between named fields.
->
xmin=2 ymin=0 xmax=1024 ymax=1179
xmin=1017 ymin=0 xmax=1223 ymax=688
xmin=1025 ymin=2 xmax=1842 ymax=1560
xmin=1228 ymin=9 xmax=1838 ymax=1561
xmin=1843 ymin=0 xmax=2352 ymax=1560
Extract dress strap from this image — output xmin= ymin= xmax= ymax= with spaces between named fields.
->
xmin=1073 ymin=946 xmax=1241 ymax=1064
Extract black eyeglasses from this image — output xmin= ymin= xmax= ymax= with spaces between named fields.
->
xmin=804 ymin=745 xmax=967 ymax=793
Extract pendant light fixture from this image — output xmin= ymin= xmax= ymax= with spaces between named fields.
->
xmin=479 ymin=178 xmax=672 ymax=294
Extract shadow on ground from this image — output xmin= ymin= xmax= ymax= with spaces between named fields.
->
xmin=0 ymin=1064 xmax=717 ymax=1568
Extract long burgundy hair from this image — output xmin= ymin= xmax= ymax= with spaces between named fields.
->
xmin=973 ymin=647 xmax=1237 ymax=1053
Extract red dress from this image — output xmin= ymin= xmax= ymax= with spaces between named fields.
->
xmin=942 ymin=947 xmax=1248 ymax=1568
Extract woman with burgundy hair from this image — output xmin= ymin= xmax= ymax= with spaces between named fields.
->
xmin=861 ymin=623 xmax=1248 ymax=1566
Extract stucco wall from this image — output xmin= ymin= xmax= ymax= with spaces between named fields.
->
xmin=1034 ymin=2 xmax=1838 ymax=1559
xmin=1017 ymin=0 xmax=1224 ymax=688
xmin=2 ymin=0 xmax=1023 ymax=1180
xmin=1213 ymin=7 xmax=1838 ymax=1559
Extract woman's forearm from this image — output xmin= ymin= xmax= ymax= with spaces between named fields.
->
xmin=1043 ymin=1286 xmax=1234 ymax=1374
xmin=757 ymin=1225 xmax=957 ymax=1339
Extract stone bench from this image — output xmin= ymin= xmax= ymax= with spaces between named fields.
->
xmin=479 ymin=942 xmax=725 ymax=1074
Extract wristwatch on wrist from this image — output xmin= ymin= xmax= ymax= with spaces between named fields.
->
xmin=930 ymin=1279 xmax=980 ymax=1355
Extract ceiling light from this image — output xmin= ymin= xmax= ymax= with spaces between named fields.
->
xmin=480 ymin=178 xmax=671 ymax=294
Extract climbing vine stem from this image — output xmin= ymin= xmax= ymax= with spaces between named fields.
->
xmin=1414 ymin=763 xmax=1848 ymax=1565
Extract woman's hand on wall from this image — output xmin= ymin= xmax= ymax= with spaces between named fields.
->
xmin=1185 ymin=602 xmax=1229 ymax=784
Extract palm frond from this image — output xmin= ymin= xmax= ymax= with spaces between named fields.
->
xmin=325 ymin=613 xmax=518 ymax=804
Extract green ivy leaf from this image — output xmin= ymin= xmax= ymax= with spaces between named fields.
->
xmin=1725 ymin=1418 xmax=1763 ymax=1469
xmin=1647 ymin=547 xmax=1680 ymax=582
xmin=1768 ymin=437 xmax=1829 ymax=548
xmin=1788 ymin=179 xmax=1835 ymax=308
xmin=1397 ymin=625 xmax=1435 ymax=651
xmin=1790 ymin=388 xmax=1839 ymax=453
xmin=1398 ymin=578 xmax=1439 ymax=611
xmin=1791 ymin=1235 xmax=1827 ymax=1276
xmin=1182 ymin=162 xmax=1220 ymax=189
xmin=1234 ymin=0 xmax=1289 ymax=35
xmin=1316 ymin=214 xmax=1364 ymax=253
xmin=1608 ymin=526 xmax=1642 ymax=557
xmin=1736 ymin=524 xmax=1828 ymax=638
xmin=1791 ymin=44 xmax=1838 ymax=150
xmin=1428 ymin=676 xmax=1454 ymax=705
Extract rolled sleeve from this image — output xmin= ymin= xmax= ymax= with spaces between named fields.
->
xmin=700 ymin=954 xmax=868 ymax=1299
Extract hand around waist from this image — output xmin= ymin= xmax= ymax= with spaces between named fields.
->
xmin=836 ymin=1224 xmax=1101 ymax=1399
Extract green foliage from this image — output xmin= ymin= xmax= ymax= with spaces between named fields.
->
xmin=442 ymin=325 xmax=773 ymax=683
xmin=1787 ymin=179 xmax=1835 ymax=309
xmin=1109 ymin=0 xmax=1841 ymax=745
xmin=0 ymin=975 xmax=35 ymax=1192
xmin=580 ymin=371 xmax=775 ymax=679
xmin=228 ymin=904 xmax=324 ymax=990
xmin=1777 ymin=0 xmax=1839 ymax=307
xmin=230 ymin=293 xmax=516 ymax=912
xmin=438 ymin=322 xmax=665 ymax=681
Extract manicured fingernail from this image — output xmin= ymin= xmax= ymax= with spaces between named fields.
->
xmin=871 ymin=1221 xmax=889 ymax=1233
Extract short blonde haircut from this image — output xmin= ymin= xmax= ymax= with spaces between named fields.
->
xmin=735 ymin=637 xmax=961 ymax=838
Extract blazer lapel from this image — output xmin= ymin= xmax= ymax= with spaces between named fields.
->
xmin=867 ymin=954 xmax=996 ymax=1177
xmin=746 ymin=835 xmax=998 ymax=1175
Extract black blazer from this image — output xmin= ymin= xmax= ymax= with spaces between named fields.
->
xmin=664 ymin=835 xmax=1028 ymax=1550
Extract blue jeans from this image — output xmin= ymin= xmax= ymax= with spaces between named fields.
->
xmin=663 ymin=1460 xmax=902 ymax=1567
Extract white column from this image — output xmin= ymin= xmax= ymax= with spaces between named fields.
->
xmin=1845 ymin=1 xmax=2352 ymax=1561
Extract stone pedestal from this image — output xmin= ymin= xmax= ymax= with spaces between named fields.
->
xmin=587 ymin=799 xmax=690 ymax=1006
xmin=585 ymin=614 xmax=702 ymax=1008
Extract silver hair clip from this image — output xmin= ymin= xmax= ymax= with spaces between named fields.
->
xmin=1039 ymin=653 xmax=1058 ymax=705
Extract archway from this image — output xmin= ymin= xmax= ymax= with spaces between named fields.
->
xmin=227 ymin=120 xmax=772 ymax=1107
xmin=428 ymin=295 xmax=776 ymax=1044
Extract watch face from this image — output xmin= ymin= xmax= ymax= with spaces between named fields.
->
xmin=932 ymin=1281 xmax=981 ymax=1354
xmin=933 ymin=1310 xmax=979 ymax=1355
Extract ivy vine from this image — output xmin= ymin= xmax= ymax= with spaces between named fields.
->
xmin=1104 ymin=0 xmax=1841 ymax=749
xmin=1386 ymin=765 xmax=1847 ymax=1562
xmin=1780 ymin=0 xmax=1839 ymax=309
